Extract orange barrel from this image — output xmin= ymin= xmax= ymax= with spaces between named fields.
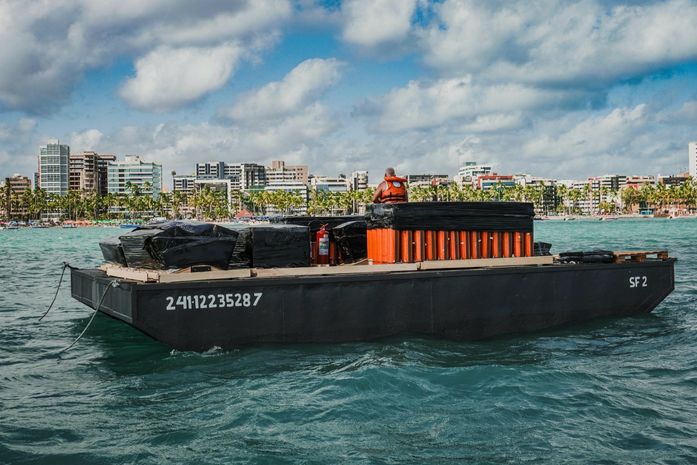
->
xmin=449 ymin=231 xmax=459 ymax=259
xmin=524 ymin=232 xmax=533 ymax=257
xmin=400 ymin=230 xmax=411 ymax=263
xmin=389 ymin=229 xmax=398 ymax=263
xmin=459 ymin=230 xmax=468 ymax=259
xmin=367 ymin=230 xmax=374 ymax=262
xmin=437 ymin=231 xmax=447 ymax=260
xmin=502 ymin=232 xmax=511 ymax=257
xmin=513 ymin=231 xmax=522 ymax=257
xmin=470 ymin=231 xmax=479 ymax=259
xmin=492 ymin=232 xmax=500 ymax=258
xmin=481 ymin=231 xmax=489 ymax=258
xmin=424 ymin=231 xmax=432 ymax=261
xmin=414 ymin=230 xmax=424 ymax=262
xmin=378 ymin=228 xmax=386 ymax=263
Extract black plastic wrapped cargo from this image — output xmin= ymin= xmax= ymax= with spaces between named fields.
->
xmin=229 ymin=224 xmax=311 ymax=268
xmin=272 ymin=215 xmax=362 ymax=235
xmin=366 ymin=202 xmax=534 ymax=231
xmin=109 ymin=221 xmax=240 ymax=270
xmin=332 ymin=220 xmax=367 ymax=262
xmin=99 ymin=237 xmax=127 ymax=266
xmin=558 ymin=250 xmax=615 ymax=264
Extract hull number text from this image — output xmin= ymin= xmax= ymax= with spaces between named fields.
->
xmin=629 ymin=276 xmax=648 ymax=288
xmin=165 ymin=293 xmax=262 ymax=311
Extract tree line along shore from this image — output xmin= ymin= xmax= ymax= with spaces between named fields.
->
xmin=2 ymin=179 xmax=697 ymax=223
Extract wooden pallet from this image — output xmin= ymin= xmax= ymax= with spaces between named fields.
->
xmin=613 ymin=250 xmax=669 ymax=263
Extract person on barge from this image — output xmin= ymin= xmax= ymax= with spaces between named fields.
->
xmin=372 ymin=167 xmax=408 ymax=204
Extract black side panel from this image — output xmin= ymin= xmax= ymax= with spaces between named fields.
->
xmin=70 ymin=269 xmax=134 ymax=323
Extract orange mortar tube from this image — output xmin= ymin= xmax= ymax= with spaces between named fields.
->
xmin=481 ymin=231 xmax=489 ymax=258
xmin=437 ymin=231 xmax=447 ymax=260
xmin=400 ymin=230 xmax=411 ymax=263
xmin=470 ymin=231 xmax=479 ymax=259
xmin=524 ymin=232 xmax=533 ymax=257
xmin=513 ymin=232 xmax=522 ymax=257
xmin=449 ymin=231 xmax=458 ymax=259
xmin=413 ymin=230 xmax=424 ymax=262
xmin=492 ymin=232 xmax=500 ymax=258
xmin=460 ymin=231 xmax=469 ymax=259
xmin=425 ymin=231 xmax=435 ymax=261
xmin=502 ymin=232 xmax=511 ymax=257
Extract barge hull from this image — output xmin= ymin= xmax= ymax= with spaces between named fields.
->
xmin=71 ymin=260 xmax=675 ymax=351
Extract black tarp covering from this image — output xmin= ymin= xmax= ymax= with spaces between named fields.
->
xmin=99 ymin=237 xmax=127 ymax=266
xmin=272 ymin=215 xmax=362 ymax=235
xmin=113 ymin=221 xmax=240 ymax=269
xmin=558 ymin=250 xmax=615 ymax=263
xmin=534 ymin=242 xmax=552 ymax=256
xmin=365 ymin=202 xmax=534 ymax=231
xmin=246 ymin=224 xmax=311 ymax=268
xmin=332 ymin=220 xmax=367 ymax=262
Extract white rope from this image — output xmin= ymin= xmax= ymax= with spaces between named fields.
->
xmin=56 ymin=280 xmax=119 ymax=355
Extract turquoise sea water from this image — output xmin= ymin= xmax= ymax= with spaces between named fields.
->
xmin=1 ymin=220 xmax=696 ymax=464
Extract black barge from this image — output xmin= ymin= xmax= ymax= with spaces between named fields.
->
xmin=71 ymin=257 xmax=675 ymax=351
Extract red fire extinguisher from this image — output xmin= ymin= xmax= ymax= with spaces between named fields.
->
xmin=316 ymin=224 xmax=330 ymax=265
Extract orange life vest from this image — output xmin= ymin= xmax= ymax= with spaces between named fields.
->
xmin=381 ymin=176 xmax=408 ymax=203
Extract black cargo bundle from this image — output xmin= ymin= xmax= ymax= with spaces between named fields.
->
xmin=104 ymin=221 xmax=241 ymax=270
xmin=331 ymin=220 xmax=367 ymax=262
xmin=99 ymin=237 xmax=127 ymax=267
xmin=231 ymin=224 xmax=311 ymax=268
xmin=273 ymin=215 xmax=362 ymax=235
xmin=365 ymin=202 xmax=535 ymax=231
xmin=558 ymin=250 xmax=615 ymax=264
xmin=534 ymin=242 xmax=553 ymax=256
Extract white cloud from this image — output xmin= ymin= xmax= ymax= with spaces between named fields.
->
xmin=421 ymin=0 xmax=697 ymax=86
xmin=341 ymin=0 xmax=417 ymax=48
xmin=0 ymin=0 xmax=291 ymax=113
xmin=377 ymin=76 xmax=577 ymax=132
xmin=524 ymin=104 xmax=648 ymax=161
xmin=70 ymin=129 xmax=104 ymax=152
xmin=120 ymin=44 xmax=243 ymax=112
xmin=221 ymin=58 xmax=344 ymax=121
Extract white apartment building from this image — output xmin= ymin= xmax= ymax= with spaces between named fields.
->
xmin=349 ymin=170 xmax=369 ymax=191
xmin=38 ymin=140 xmax=70 ymax=195
xmin=107 ymin=155 xmax=162 ymax=198
xmin=457 ymin=162 xmax=492 ymax=187
xmin=310 ymin=176 xmax=349 ymax=193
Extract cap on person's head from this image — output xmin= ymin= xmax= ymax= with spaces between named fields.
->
xmin=385 ymin=167 xmax=396 ymax=177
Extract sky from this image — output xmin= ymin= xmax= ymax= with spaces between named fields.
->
xmin=1 ymin=0 xmax=697 ymax=188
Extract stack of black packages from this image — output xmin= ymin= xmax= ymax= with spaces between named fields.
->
xmin=100 ymin=221 xmax=240 ymax=270
xmin=229 ymin=224 xmax=311 ymax=268
xmin=332 ymin=221 xmax=367 ymax=262
xmin=273 ymin=215 xmax=367 ymax=263
xmin=365 ymin=202 xmax=535 ymax=231
xmin=100 ymin=221 xmax=313 ymax=270
xmin=557 ymin=250 xmax=614 ymax=263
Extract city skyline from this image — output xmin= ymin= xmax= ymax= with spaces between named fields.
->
xmin=2 ymin=1 xmax=697 ymax=183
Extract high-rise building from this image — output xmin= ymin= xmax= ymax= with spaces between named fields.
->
xmin=310 ymin=176 xmax=349 ymax=193
xmin=349 ymin=171 xmax=369 ymax=191
xmin=689 ymin=142 xmax=697 ymax=178
xmin=406 ymin=174 xmax=450 ymax=188
xmin=457 ymin=162 xmax=492 ymax=187
xmin=267 ymin=160 xmax=309 ymax=185
xmin=196 ymin=162 xmax=226 ymax=179
xmin=107 ymin=155 xmax=162 ymax=198
xmin=172 ymin=174 xmax=196 ymax=195
xmin=38 ymin=140 xmax=70 ymax=195
xmin=5 ymin=174 xmax=32 ymax=194
xmin=194 ymin=162 xmax=266 ymax=191
xmin=69 ymin=151 xmax=115 ymax=194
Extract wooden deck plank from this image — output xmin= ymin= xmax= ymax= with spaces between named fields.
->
xmin=419 ymin=256 xmax=553 ymax=270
